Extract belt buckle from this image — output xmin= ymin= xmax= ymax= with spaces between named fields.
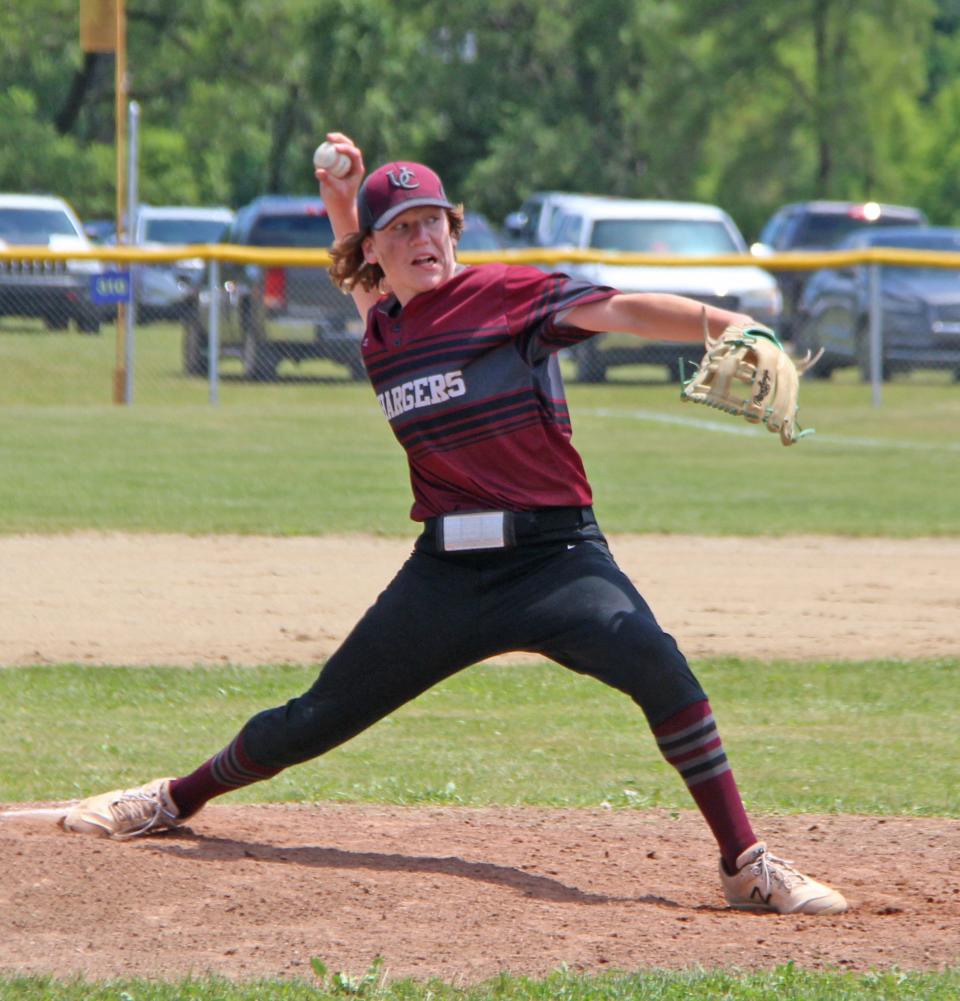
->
xmin=439 ymin=511 xmax=511 ymax=552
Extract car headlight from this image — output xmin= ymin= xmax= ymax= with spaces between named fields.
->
xmin=738 ymin=285 xmax=783 ymax=316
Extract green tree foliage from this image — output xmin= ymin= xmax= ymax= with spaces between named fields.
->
xmin=658 ymin=0 xmax=937 ymax=237
xmin=1 ymin=0 xmax=958 ymax=234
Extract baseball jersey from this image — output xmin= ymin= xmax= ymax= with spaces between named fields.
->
xmin=362 ymin=263 xmax=618 ymax=521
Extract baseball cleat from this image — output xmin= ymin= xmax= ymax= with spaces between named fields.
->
xmin=720 ymin=841 xmax=848 ymax=915
xmin=61 ymin=777 xmax=184 ymax=840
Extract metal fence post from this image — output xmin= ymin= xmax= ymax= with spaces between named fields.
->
xmin=123 ymin=99 xmax=140 ymax=404
xmin=208 ymin=258 xmax=220 ymax=405
xmin=867 ymin=262 xmax=882 ymax=408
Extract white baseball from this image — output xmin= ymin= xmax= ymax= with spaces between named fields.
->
xmin=313 ymin=142 xmax=351 ymax=178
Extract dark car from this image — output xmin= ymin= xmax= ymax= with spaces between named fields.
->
xmin=83 ymin=219 xmax=117 ymax=245
xmin=502 ymin=192 xmax=586 ymax=247
xmin=752 ymin=201 xmax=929 ymax=338
xmin=794 ymin=226 xmax=960 ymax=380
xmin=184 ymin=195 xmax=364 ymax=380
xmin=458 ymin=212 xmax=504 ymax=252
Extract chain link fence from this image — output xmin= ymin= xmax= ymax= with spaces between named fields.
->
xmin=3 ymin=245 xmax=960 ymax=406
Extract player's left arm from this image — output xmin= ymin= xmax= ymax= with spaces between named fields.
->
xmin=561 ymin=292 xmax=755 ymax=343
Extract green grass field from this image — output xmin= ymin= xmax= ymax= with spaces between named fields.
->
xmin=1 ymin=320 xmax=958 ymax=536
xmin=2 ymin=321 xmax=958 ymax=998
xmin=3 ymin=966 xmax=959 ymax=1001
xmin=3 ymin=659 xmax=957 ymax=816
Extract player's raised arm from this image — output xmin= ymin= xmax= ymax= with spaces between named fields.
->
xmin=314 ymin=132 xmax=381 ymax=321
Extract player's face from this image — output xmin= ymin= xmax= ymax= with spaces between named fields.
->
xmin=363 ymin=206 xmax=457 ymax=305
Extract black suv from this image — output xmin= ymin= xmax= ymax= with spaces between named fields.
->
xmin=752 ymin=200 xmax=928 ymax=338
xmin=182 ymin=195 xmax=362 ymax=380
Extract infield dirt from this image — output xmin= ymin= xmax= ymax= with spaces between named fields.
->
xmin=1 ymin=533 xmax=958 ymax=982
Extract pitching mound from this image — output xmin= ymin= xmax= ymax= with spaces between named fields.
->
xmin=2 ymin=803 xmax=957 ymax=982
xmin=2 ymin=533 xmax=957 ymax=982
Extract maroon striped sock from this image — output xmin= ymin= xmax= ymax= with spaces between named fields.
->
xmin=653 ymin=699 xmax=756 ymax=871
xmin=168 ymin=733 xmax=281 ymax=818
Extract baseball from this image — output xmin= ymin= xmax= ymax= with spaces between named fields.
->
xmin=313 ymin=141 xmax=351 ymax=178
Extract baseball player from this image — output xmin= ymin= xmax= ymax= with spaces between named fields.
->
xmin=62 ymin=133 xmax=846 ymax=915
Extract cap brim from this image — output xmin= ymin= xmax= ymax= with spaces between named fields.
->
xmin=372 ymin=198 xmax=455 ymax=230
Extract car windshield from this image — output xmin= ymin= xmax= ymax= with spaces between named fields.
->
xmin=0 ymin=208 xmax=79 ymax=244
xmin=589 ymin=219 xmax=739 ymax=255
xmin=792 ymin=214 xmax=920 ymax=249
xmin=143 ymin=218 xmax=231 ymax=243
xmin=248 ymin=212 xmax=334 ymax=248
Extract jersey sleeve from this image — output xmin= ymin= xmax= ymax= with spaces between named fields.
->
xmin=503 ymin=266 xmax=619 ymax=365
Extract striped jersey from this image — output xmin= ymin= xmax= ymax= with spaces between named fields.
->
xmin=362 ymin=263 xmax=618 ymax=520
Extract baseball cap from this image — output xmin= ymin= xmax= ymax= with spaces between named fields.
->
xmin=357 ymin=161 xmax=454 ymax=231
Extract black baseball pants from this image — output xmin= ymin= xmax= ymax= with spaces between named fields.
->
xmin=239 ymin=514 xmax=707 ymax=771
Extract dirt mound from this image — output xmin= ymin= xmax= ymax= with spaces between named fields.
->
xmin=2 ymin=533 xmax=957 ymax=982
xmin=2 ymin=804 xmax=957 ymax=982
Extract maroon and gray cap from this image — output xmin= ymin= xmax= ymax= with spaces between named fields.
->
xmin=357 ymin=162 xmax=454 ymax=231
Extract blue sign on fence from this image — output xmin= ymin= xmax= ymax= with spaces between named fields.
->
xmin=90 ymin=270 xmax=131 ymax=305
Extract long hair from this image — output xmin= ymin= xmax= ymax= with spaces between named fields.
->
xmin=328 ymin=205 xmax=465 ymax=293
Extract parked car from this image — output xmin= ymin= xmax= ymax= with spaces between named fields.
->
xmin=83 ymin=219 xmax=117 ymax=245
xmin=502 ymin=191 xmax=587 ymax=247
xmin=752 ymin=200 xmax=929 ymax=338
xmin=794 ymin=226 xmax=960 ymax=381
xmin=182 ymin=195 xmax=362 ymax=380
xmin=0 ymin=193 xmax=103 ymax=332
xmin=458 ymin=211 xmax=504 ymax=252
xmin=133 ymin=205 xmax=234 ymax=322
xmin=540 ymin=195 xmax=782 ymax=381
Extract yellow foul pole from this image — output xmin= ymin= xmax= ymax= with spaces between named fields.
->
xmin=80 ymin=0 xmax=128 ymax=403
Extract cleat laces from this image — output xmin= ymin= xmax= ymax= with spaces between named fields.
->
xmin=748 ymin=848 xmax=806 ymax=896
xmin=108 ymin=788 xmax=175 ymax=840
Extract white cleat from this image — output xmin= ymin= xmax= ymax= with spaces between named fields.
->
xmin=720 ymin=841 xmax=848 ymax=914
xmin=61 ymin=778 xmax=184 ymax=840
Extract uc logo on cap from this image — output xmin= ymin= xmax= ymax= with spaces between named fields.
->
xmin=386 ymin=167 xmax=419 ymax=190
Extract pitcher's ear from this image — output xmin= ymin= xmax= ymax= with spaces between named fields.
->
xmin=361 ymin=234 xmax=378 ymax=265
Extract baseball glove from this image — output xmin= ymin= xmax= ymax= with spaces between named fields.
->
xmin=680 ymin=314 xmax=822 ymax=446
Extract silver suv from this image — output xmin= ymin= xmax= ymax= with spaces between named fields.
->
xmin=0 ymin=193 xmax=103 ymax=333
xmin=133 ymin=204 xmax=234 ymax=322
xmin=544 ymin=195 xmax=782 ymax=381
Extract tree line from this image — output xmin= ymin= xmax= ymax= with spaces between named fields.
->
xmin=2 ymin=0 xmax=959 ymax=239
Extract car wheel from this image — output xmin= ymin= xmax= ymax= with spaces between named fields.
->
xmin=183 ymin=317 xmax=209 ymax=376
xmin=43 ymin=307 xmax=69 ymax=331
xmin=76 ymin=311 xmax=101 ymax=335
xmin=573 ymin=341 xmax=607 ymax=383
xmin=792 ymin=321 xmax=828 ymax=377
xmin=855 ymin=324 xmax=890 ymax=382
xmin=804 ymin=365 xmax=833 ymax=380
xmin=242 ymin=326 xmax=277 ymax=381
